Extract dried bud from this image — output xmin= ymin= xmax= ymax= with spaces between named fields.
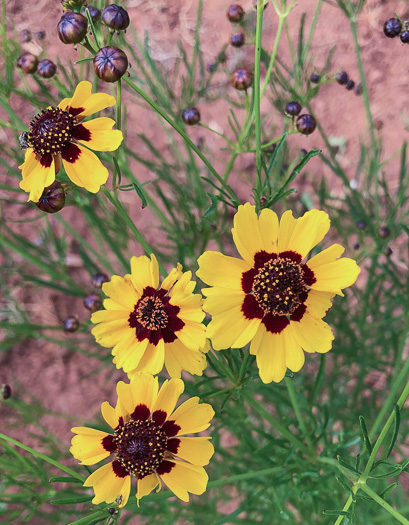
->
xmin=57 ymin=12 xmax=88 ymax=45
xmin=296 ymin=114 xmax=316 ymax=135
xmin=82 ymin=5 xmax=101 ymax=21
xmin=37 ymin=59 xmax=57 ymax=79
xmin=284 ymin=101 xmax=302 ymax=117
xmin=93 ymin=273 xmax=109 ymax=288
xmin=102 ymin=4 xmax=130 ymax=31
xmin=1 ymin=384 xmax=11 ymax=400
xmin=35 ymin=181 xmax=65 ymax=213
xmin=231 ymin=68 xmax=253 ymax=90
xmin=231 ymin=32 xmax=245 ymax=47
xmin=182 ymin=107 xmax=201 ymax=126
xmin=64 ymin=316 xmax=79 ymax=333
xmin=93 ymin=46 xmax=128 ymax=82
xmin=35 ymin=30 xmax=46 ymax=40
xmin=227 ymin=5 xmax=244 ymax=22
xmin=17 ymin=52 xmax=38 ymax=74
xmin=84 ymin=293 xmax=102 ymax=312
xmin=20 ymin=29 xmax=31 ymax=42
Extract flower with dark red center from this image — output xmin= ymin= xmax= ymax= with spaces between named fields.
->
xmin=91 ymin=254 xmax=208 ymax=378
xmin=70 ymin=374 xmax=214 ymax=506
xmin=18 ymin=81 xmax=123 ymax=202
xmin=197 ymin=203 xmax=361 ymax=384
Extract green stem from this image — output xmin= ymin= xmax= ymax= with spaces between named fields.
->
xmin=82 ymin=38 xmax=97 ymax=56
xmin=285 ymin=377 xmax=313 ymax=451
xmin=113 ymin=79 xmax=122 ymax=188
xmin=359 ymin=485 xmax=409 ymax=525
xmin=0 ymin=432 xmax=85 ymax=482
xmin=254 ymin=1 xmax=263 ymax=197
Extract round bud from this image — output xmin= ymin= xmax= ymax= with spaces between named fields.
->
xmin=227 ymin=5 xmax=245 ymax=22
xmin=35 ymin=30 xmax=46 ymax=39
xmin=93 ymin=273 xmax=109 ymax=288
xmin=345 ymin=79 xmax=355 ymax=91
xmin=356 ymin=220 xmax=366 ymax=230
xmin=400 ymin=30 xmax=409 ymax=43
xmin=2 ymin=384 xmax=11 ymax=400
xmin=17 ymin=52 xmax=38 ymax=74
xmin=20 ymin=29 xmax=31 ymax=42
xmin=84 ymin=293 xmax=102 ymax=312
xmin=207 ymin=62 xmax=216 ymax=73
xmin=64 ymin=316 xmax=79 ymax=333
xmin=354 ymin=83 xmax=362 ymax=96
xmin=182 ymin=107 xmax=201 ymax=126
xmin=284 ymin=101 xmax=302 ymax=117
xmin=378 ymin=225 xmax=391 ymax=239
xmin=108 ymin=508 xmax=116 ymax=516
xmin=82 ymin=5 xmax=101 ymax=21
xmin=231 ymin=32 xmax=245 ymax=47
xmin=36 ymin=181 xmax=65 ymax=213
xmin=353 ymin=242 xmax=361 ymax=250
xmin=383 ymin=18 xmax=402 ymax=38
xmin=336 ymin=71 xmax=348 ymax=85
xmin=57 ymin=12 xmax=88 ymax=45
xmin=296 ymin=114 xmax=316 ymax=135
xmin=102 ymin=4 xmax=130 ymax=31
xmin=300 ymin=148 xmax=308 ymax=156
xmin=93 ymin=46 xmax=128 ymax=83
xmin=310 ymin=73 xmax=320 ymax=83
xmin=37 ymin=59 xmax=57 ymax=79
xmin=384 ymin=246 xmax=393 ymax=257
xmin=231 ymin=68 xmax=253 ymax=90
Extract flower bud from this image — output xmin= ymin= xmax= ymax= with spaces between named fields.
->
xmin=57 ymin=12 xmax=88 ymax=45
xmin=378 ymin=225 xmax=391 ymax=239
xmin=64 ymin=316 xmax=79 ymax=333
xmin=102 ymin=4 xmax=130 ymax=31
xmin=310 ymin=73 xmax=320 ymax=83
xmin=82 ymin=6 xmax=101 ymax=21
xmin=35 ymin=30 xmax=46 ymax=40
xmin=35 ymin=181 xmax=65 ymax=213
xmin=284 ymin=101 xmax=301 ymax=117
xmin=93 ymin=46 xmax=128 ymax=82
xmin=345 ymin=79 xmax=355 ymax=91
xmin=17 ymin=52 xmax=38 ymax=74
xmin=1 ymin=384 xmax=11 ymax=400
xmin=336 ymin=71 xmax=348 ymax=85
xmin=93 ymin=273 xmax=109 ymax=288
xmin=231 ymin=32 xmax=245 ymax=47
xmin=383 ymin=18 xmax=402 ymax=38
xmin=296 ymin=114 xmax=316 ymax=135
xmin=384 ymin=246 xmax=393 ymax=257
xmin=182 ymin=107 xmax=201 ymax=126
xmin=84 ymin=293 xmax=102 ymax=312
xmin=231 ymin=68 xmax=253 ymax=90
xmin=227 ymin=5 xmax=244 ymax=22
xmin=356 ymin=220 xmax=366 ymax=230
xmin=37 ymin=59 xmax=57 ymax=79
xmin=20 ymin=29 xmax=31 ymax=42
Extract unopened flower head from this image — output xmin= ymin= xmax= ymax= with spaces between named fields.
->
xmin=18 ymin=81 xmax=123 ymax=202
xmin=70 ymin=375 xmax=214 ymax=506
xmin=197 ymin=203 xmax=361 ymax=384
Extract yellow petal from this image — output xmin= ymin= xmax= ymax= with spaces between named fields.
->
xmin=170 ymin=397 xmax=214 ymax=436
xmin=277 ymin=210 xmax=297 ymax=253
xmin=176 ymin=320 xmax=207 ymax=351
xmin=153 ymin=377 xmax=184 ymax=416
xmin=70 ymin=427 xmax=111 ymax=465
xmin=84 ymin=462 xmax=131 ymax=507
xmin=66 ymin=81 xmax=92 ymax=112
xmin=62 ymin=143 xmax=108 ymax=193
xmin=285 ymin=209 xmax=330 ymax=258
xmin=91 ymin=319 xmax=130 ymax=348
xmin=77 ymin=92 xmax=117 ymax=117
xmin=309 ymin=257 xmax=361 ymax=295
xmin=258 ymin=207 xmax=279 ymax=253
xmin=75 ymin=118 xmax=123 ymax=152
xmin=231 ymin=203 xmax=265 ymax=265
xmin=304 ymin=289 xmax=335 ymax=319
xmin=128 ymin=339 xmax=165 ymax=376
xmin=164 ymin=340 xmax=207 ymax=378
xmin=161 ymin=263 xmax=183 ymax=291
xmin=159 ymin=462 xmax=208 ymax=502
xmin=197 ymin=251 xmax=250 ymax=289
xmin=101 ymin=401 xmax=119 ymax=429
xmin=172 ymin=436 xmax=214 ymax=466
xmin=250 ymin=325 xmax=287 ymax=383
xmin=120 ymin=339 xmax=150 ymax=373
xmin=292 ymin=314 xmax=334 ymax=354
xmin=116 ymin=375 xmax=158 ymax=417
xmin=130 ymin=254 xmax=160 ymax=295
xmin=283 ymin=324 xmax=305 ymax=373
xmin=19 ymin=150 xmax=55 ymax=202
xmin=101 ymin=274 xmax=139 ymax=311
xmin=136 ymin=473 xmax=161 ymax=502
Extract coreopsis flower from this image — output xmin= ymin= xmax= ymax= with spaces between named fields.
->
xmin=70 ymin=375 xmax=214 ymax=506
xmin=18 ymin=81 xmax=123 ymax=202
xmin=91 ymin=254 xmax=208 ymax=378
xmin=197 ymin=203 xmax=360 ymax=384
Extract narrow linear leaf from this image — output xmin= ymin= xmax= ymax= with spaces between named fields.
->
xmin=49 ymin=476 xmax=84 ymax=484
xmin=386 ymin=404 xmax=400 ymax=458
xmin=132 ymin=182 xmax=148 ymax=209
xmin=203 ymin=193 xmax=219 ymax=218
xmin=379 ymin=483 xmax=398 ymax=499
xmin=322 ymin=510 xmax=351 ymax=517
xmin=50 ymin=495 xmax=94 ymax=505
xmin=359 ymin=415 xmax=373 ymax=454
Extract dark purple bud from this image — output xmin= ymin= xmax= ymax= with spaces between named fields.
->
xmin=36 ymin=181 xmax=65 ymax=213
xmin=384 ymin=246 xmax=393 ymax=256
xmin=231 ymin=32 xmax=245 ymax=47
xmin=227 ymin=5 xmax=245 ymax=22
xmin=57 ymin=12 xmax=88 ymax=45
xmin=356 ymin=220 xmax=366 ymax=230
xmin=93 ymin=273 xmax=109 ymax=288
xmin=336 ymin=71 xmax=348 ymax=85
xmin=2 ymin=384 xmax=11 ymax=400
xmin=84 ymin=293 xmax=102 ymax=312
xmin=353 ymin=242 xmax=361 ymax=250
xmin=64 ymin=316 xmax=79 ymax=333
xmin=17 ymin=52 xmax=38 ymax=74
xmin=354 ymin=83 xmax=362 ymax=95
xmin=102 ymin=4 xmax=130 ymax=31
xmin=345 ymin=79 xmax=355 ymax=91
xmin=93 ymin=46 xmax=128 ymax=83
xmin=20 ymin=29 xmax=31 ymax=42
xmin=378 ymin=226 xmax=391 ymax=239
xmin=400 ymin=30 xmax=409 ymax=43
xmin=231 ymin=68 xmax=253 ymax=90
xmin=182 ymin=107 xmax=201 ymax=125
xmin=296 ymin=114 xmax=316 ymax=135
xmin=300 ymin=148 xmax=308 ymax=156
xmin=37 ymin=59 xmax=57 ymax=79
xmin=35 ymin=30 xmax=46 ymax=40
xmin=284 ymin=101 xmax=302 ymax=117
xmin=82 ymin=5 xmax=101 ymax=22
xmin=383 ymin=18 xmax=402 ymax=38
xmin=310 ymin=73 xmax=320 ymax=83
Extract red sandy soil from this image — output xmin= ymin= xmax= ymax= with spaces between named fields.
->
xmin=1 ymin=0 xmax=409 ymax=522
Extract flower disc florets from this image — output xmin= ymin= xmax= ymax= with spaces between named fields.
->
xmin=27 ymin=107 xmax=76 ymax=157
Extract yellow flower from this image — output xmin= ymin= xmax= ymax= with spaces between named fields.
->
xmin=91 ymin=254 xmax=208 ymax=378
xmin=197 ymin=203 xmax=361 ymax=384
xmin=19 ymin=80 xmax=123 ymax=202
xmin=70 ymin=375 xmax=214 ymax=506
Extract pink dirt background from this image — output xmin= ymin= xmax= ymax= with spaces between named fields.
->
xmin=1 ymin=0 xmax=409 ymax=522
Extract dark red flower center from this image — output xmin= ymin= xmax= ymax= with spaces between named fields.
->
xmin=252 ymin=257 xmax=306 ymax=315
xmin=113 ymin=419 xmax=168 ymax=478
xmin=128 ymin=287 xmax=185 ymax=345
xmin=28 ymin=107 xmax=76 ymax=157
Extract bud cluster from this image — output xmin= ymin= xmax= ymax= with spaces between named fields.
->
xmin=383 ymin=17 xmax=409 ymax=43
xmin=17 ymin=52 xmax=57 ymax=79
